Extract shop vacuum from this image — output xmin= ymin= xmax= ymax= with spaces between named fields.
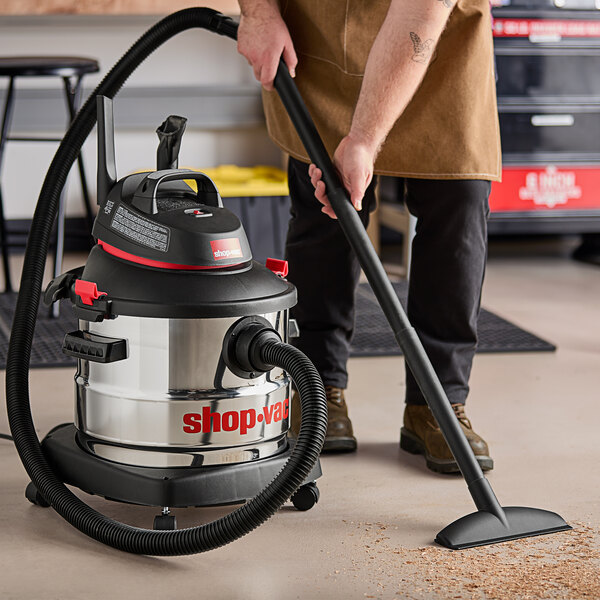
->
xmin=6 ymin=8 xmax=570 ymax=555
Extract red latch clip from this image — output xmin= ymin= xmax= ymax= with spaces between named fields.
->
xmin=265 ymin=258 xmax=289 ymax=278
xmin=75 ymin=279 xmax=107 ymax=306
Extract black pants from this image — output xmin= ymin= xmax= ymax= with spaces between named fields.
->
xmin=285 ymin=157 xmax=491 ymax=406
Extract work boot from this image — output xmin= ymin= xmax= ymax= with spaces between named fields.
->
xmin=400 ymin=403 xmax=493 ymax=474
xmin=289 ymin=386 xmax=357 ymax=453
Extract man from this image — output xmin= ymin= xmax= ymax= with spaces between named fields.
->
xmin=237 ymin=0 xmax=500 ymax=473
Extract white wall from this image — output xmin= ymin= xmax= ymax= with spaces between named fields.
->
xmin=0 ymin=15 xmax=280 ymax=220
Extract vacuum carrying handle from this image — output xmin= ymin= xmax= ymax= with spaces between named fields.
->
xmin=131 ymin=170 xmax=223 ymax=214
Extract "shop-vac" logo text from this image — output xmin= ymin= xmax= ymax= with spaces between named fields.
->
xmin=182 ymin=399 xmax=289 ymax=435
xmin=210 ymin=237 xmax=243 ymax=261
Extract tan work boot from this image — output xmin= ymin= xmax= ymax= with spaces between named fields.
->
xmin=400 ymin=403 xmax=493 ymax=474
xmin=289 ymin=386 xmax=357 ymax=453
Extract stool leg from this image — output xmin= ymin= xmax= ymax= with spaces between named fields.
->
xmin=63 ymin=76 xmax=95 ymax=232
xmin=0 ymin=77 xmax=16 ymax=293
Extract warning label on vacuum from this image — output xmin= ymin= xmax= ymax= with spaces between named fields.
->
xmin=110 ymin=206 xmax=170 ymax=252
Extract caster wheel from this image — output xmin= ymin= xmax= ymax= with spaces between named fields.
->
xmin=153 ymin=514 xmax=177 ymax=530
xmin=291 ymin=482 xmax=320 ymax=511
xmin=25 ymin=482 xmax=51 ymax=508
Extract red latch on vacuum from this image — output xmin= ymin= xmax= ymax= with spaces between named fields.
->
xmin=75 ymin=279 xmax=107 ymax=306
xmin=265 ymin=258 xmax=289 ymax=278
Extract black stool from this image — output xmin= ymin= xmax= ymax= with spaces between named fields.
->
xmin=0 ymin=56 xmax=99 ymax=293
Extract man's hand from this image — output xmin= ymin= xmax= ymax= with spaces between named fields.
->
xmin=309 ymin=135 xmax=375 ymax=219
xmin=237 ymin=1 xmax=297 ymax=91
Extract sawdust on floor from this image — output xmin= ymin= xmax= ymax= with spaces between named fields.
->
xmin=328 ymin=520 xmax=599 ymax=599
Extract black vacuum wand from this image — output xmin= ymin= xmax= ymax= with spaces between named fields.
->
xmin=251 ymin=54 xmax=570 ymax=548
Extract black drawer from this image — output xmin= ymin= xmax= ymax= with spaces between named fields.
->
xmin=496 ymin=49 xmax=600 ymax=98
xmin=499 ymin=107 xmax=600 ymax=155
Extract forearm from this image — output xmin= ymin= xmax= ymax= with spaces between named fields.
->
xmin=350 ymin=0 xmax=455 ymax=156
xmin=238 ymin=0 xmax=280 ymax=18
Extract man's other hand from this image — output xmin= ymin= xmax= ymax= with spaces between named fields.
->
xmin=309 ymin=135 xmax=375 ymax=219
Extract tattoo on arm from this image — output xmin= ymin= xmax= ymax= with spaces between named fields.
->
xmin=410 ymin=32 xmax=434 ymax=64
xmin=437 ymin=0 xmax=454 ymax=7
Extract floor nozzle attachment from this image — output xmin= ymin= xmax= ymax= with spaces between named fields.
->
xmin=435 ymin=506 xmax=572 ymax=550
xmin=436 ymin=470 xmax=571 ymax=549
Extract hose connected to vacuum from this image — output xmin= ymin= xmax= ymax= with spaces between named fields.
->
xmin=6 ymin=8 xmax=327 ymax=555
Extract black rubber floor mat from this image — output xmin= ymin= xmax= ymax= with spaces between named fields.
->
xmin=0 ymin=281 xmax=555 ymax=370
xmin=0 ymin=293 xmax=77 ymax=369
xmin=351 ymin=281 xmax=556 ymax=357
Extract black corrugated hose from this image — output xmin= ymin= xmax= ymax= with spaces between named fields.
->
xmin=5 ymin=8 xmax=327 ymax=555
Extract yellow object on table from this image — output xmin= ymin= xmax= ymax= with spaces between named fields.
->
xmin=185 ymin=165 xmax=289 ymax=198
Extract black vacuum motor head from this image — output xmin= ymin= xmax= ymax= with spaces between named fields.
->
xmin=64 ymin=96 xmax=296 ymax=320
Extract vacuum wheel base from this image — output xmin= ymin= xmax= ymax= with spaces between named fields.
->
xmin=153 ymin=514 xmax=177 ymax=530
xmin=25 ymin=482 xmax=51 ymax=508
xmin=291 ymin=482 xmax=320 ymax=511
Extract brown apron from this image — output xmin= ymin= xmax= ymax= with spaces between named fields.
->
xmin=262 ymin=0 xmax=502 ymax=181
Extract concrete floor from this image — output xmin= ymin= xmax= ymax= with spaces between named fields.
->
xmin=1 ymin=238 xmax=599 ymax=599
